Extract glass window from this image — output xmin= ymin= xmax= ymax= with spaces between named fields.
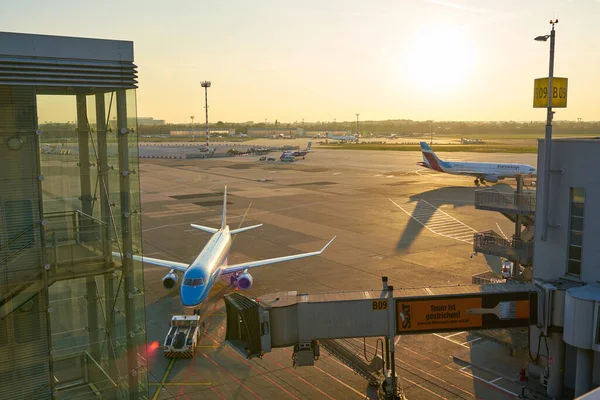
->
xmin=568 ymin=246 xmax=582 ymax=261
xmin=192 ymin=278 xmax=204 ymax=286
xmin=571 ymin=188 xmax=585 ymax=203
xmin=183 ymin=278 xmax=193 ymax=286
xmin=568 ymin=259 xmax=581 ymax=276
xmin=570 ymin=231 xmax=583 ymax=247
xmin=567 ymin=187 xmax=585 ymax=276
xmin=571 ymin=203 xmax=584 ymax=218
xmin=571 ymin=217 xmax=584 ymax=232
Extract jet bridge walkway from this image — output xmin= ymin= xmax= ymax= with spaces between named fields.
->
xmin=224 ymin=278 xmax=539 ymax=399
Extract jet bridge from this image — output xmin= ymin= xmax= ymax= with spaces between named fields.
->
xmin=224 ymin=277 xmax=539 ymax=399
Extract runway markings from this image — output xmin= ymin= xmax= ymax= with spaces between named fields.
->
xmin=432 ymin=333 xmax=469 ymax=348
xmin=389 ymin=198 xmax=477 ymax=243
xmin=496 ymin=222 xmax=509 ymax=239
xmin=151 ymin=358 xmax=176 ymax=400
xmin=457 ymin=366 xmax=518 ymax=398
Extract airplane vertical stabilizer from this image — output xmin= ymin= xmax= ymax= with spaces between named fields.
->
xmin=307 ymin=141 xmax=312 ymax=152
xmin=420 ymin=142 xmax=450 ymax=172
xmin=221 ymin=186 xmax=227 ymax=229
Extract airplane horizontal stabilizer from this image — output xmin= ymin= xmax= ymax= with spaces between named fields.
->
xmin=230 ymin=224 xmax=263 ymax=235
xmin=190 ymin=224 xmax=219 ymax=234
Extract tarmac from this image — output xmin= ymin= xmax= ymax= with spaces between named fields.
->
xmin=138 ymin=144 xmax=539 ymax=400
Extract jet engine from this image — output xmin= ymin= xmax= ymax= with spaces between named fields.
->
xmin=483 ymin=175 xmax=499 ymax=183
xmin=162 ymin=270 xmax=178 ymax=290
xmin=237 ymin=270 xmax=253 ymax=290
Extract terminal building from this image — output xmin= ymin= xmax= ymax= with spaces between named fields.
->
xmin=471 ymin=137 xmax=600 ymax=399
xmin=0 ymin=32 xmax=148 ymax=399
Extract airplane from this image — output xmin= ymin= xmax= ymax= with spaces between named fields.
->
xmin=327 ymin=132 xmax=359 ymax=143
xmin=281 ymin=141 xmax=311 ymax=159
xmin=113 ymin=187 xmax=335 ymax=310
xmin=416 ymin=142 xmax=537 ymax=185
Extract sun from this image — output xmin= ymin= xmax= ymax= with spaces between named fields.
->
xmin=401 ymin=25 xmax=476 ymax=92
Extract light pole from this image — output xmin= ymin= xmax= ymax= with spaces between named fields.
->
xmin=190 ymin=115 xmax=194 ymax=128
xmin=201 ymin=81 xmax=211 ymax=147
xmin=355 ymin=113 xmax=360 ymax=137
xmin=535 ymin=19 xmax=557 ymax=242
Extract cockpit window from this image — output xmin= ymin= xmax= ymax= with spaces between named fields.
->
xmin=183 ymin=278 xmax=204 ymax=287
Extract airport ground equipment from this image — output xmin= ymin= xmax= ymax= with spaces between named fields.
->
xmin=224 ymin=277 xmax=538 ymax=399
xmin=163 ymin=315 xmax=200 ymax=358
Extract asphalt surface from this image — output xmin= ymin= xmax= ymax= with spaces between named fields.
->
xmin=139 ymin=147 xmax=537 ymax=400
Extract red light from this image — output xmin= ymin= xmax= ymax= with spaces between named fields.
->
xmin=147 ymin=341 xmax=160 ymax=353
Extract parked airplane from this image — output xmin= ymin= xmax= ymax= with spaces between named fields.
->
xmin=416 ymin=142 xmax=536 ymax=185
xmin=113 ymin=187 xmax=335 ymax=310
xmin=281 ymin=141 xmax=311 ymax=159
xmin=327 ymin=132 xmax=358 ymax=142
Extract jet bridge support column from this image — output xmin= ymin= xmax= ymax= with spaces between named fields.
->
xmin=387 ymin=283 xmax=398 ymax=399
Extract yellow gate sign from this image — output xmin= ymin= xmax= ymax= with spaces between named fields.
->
xmin=533 ymin=77 xmax=568 ymax=108
xmin=372 ymin=299 xmax=388 ymax=311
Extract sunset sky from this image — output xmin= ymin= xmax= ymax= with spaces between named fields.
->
xmin=2 ymin=0 xmax=599 ymax=123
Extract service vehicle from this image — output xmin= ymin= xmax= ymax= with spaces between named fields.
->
xmin=163 ymin=315 xmax=201 ymax=358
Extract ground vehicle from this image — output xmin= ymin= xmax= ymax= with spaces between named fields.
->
xmin=267 ymin=157 xmax=276 ymax=161
xmin=280 ymin=155 xmax=295 ymax=162
xmin=163 ymin=315 xmax=200 ymax=358
xmin=259 ymin=156 xmax=267 ymax=161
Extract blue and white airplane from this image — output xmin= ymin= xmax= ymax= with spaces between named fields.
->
xmin=114 ymin=187 xmax=335 ymax=309
xmin=417 ymin=142 xmax=536 ymax=185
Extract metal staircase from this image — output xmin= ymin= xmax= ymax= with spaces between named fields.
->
xmin=473 ymin=179 xmax=536 ymax=273
xmin=319 ymin=339 xmax=383 ymax=387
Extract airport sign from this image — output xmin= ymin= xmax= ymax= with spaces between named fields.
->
xmin=533 ymin=77 xmax=568 ymax=108
xmin=372 ymin=299 xmax=388 ymax=311
xmin=396 ymin=290 xmax=537 ymax=335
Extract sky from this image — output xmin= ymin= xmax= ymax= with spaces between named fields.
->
xmin=2 ymin=0 xmax=600 ymax=123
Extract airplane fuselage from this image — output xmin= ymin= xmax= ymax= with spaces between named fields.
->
xmin=419 ymin=161 xmax=536 ymax=178
xmin=180 ymin=227 xmax=232 ymax=307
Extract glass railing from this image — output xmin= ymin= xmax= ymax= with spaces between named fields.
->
xmin=474 ymin=189 xmax=536 ymax=215
xmin=44 ymin=210 xmax=108 ymax=266
xmin=473 ymin=231 xmax=534 ymax=262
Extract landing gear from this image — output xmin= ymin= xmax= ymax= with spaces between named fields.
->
xmin=230 ymin=275 xmax=237 ymax=285
xmin=193 ymin=308 xmax=201 ymax=316
xmin=474 ymin=178 xmax=479 ymax=185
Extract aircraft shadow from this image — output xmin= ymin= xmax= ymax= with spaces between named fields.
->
xmin=395 ymin=183 xmax=514 ymax=272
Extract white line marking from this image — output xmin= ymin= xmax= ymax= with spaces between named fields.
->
xmin=459 ymin=365 xmax=472 ymax=372
xmin=432 ymin=333 xmax=469 ymax=348
xmin=461 ymin=337 xmax=482 ymax=345
xmin=496 ymin=223 xmax=508 ymax=239
xmin=443 ymin=331 xmax=466 ymax=339
xmin=389 ymin=198 xmax=477 ymax=244
xmin=489 ymin=377 xmax=503 ymax=383
xmin=458 ymin=370 xmax=518 ymax=397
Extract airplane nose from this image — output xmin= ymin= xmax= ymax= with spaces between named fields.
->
xmin=180 ymin=286 xmax=202 ymax=307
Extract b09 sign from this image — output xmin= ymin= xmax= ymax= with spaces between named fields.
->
xmin=533 ymin=77 xmax=568 ymax=108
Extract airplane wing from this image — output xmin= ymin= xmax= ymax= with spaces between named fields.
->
xmin=112 ymin=252 xmax=188 ymax=273
xmin=221 ymin=236 xmax=336 ymax=275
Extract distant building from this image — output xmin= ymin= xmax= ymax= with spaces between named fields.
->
xmin=138 ymin=117 xmax=165 ymax=125
xmin=169 ymin=129 xmax=235 ymax=137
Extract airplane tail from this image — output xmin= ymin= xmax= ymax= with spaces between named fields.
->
xmin=221 ymin=186 xmax=227 ymax=229
xmin=420 ymin=142 xmax=449 ymax=172
xmin=307 ymin=141 xmax=312 ymax=152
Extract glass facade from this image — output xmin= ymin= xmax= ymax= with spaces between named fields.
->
xmin=0 ymin=86 xmax=147 ymax=399
xmin=567 ymin=187 xmax=585 ymax=276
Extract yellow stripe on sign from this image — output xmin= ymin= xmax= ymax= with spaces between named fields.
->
xmin=151 ymin=358 xmax=176 ymax=400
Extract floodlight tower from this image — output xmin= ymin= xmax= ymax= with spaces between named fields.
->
xmin=201 ymin=81 xmax=211 ymax=147
xmin=355 ymin=113 xmax=360 ymax=137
